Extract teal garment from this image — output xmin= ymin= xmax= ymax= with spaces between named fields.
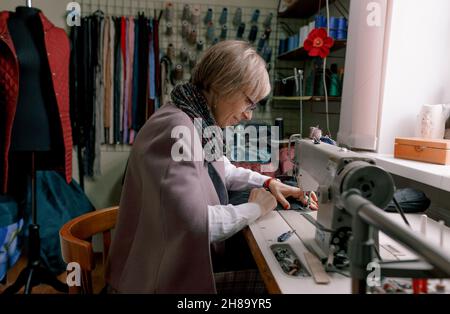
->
xmin=22 ymin=171 xmax=95 ymax=274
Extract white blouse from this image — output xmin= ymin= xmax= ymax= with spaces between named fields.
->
xmin=208 ymin=157 xmax=271 ymax=243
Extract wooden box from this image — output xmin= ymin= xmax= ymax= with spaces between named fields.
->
xmin=394 ymin=137 xmax=450 ymax=165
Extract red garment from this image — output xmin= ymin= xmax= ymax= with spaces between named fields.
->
xmin=0 ymin=11 xmax=72 ymax=193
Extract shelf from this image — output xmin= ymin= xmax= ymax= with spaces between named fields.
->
xmin=272 ymin=96 xmax=341 ymax=102
xmin=361 ymin=152 xmax=450 ymax=192
xmin=278 ymin=40 xmax=347 ymax=61
xmin=278 ymin=0 xmax=336 ymax=19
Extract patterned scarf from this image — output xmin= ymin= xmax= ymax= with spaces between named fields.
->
xmin=171 ymin=83 xmax=228 ymax=205
xmin=170 ymin=83 xmax=223 ymax=161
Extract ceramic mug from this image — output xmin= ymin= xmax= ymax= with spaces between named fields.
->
xmin=416 ymin=104 xmax=447 ymax=139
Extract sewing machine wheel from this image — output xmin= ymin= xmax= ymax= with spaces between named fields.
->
xmin=340 ymin=161 xmax=395 ymax=209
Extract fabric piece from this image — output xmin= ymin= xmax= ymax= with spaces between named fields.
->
xmin=93 ymin=14 xmax=104 ymax=176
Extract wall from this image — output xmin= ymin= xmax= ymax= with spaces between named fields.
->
xmin=377 ymin=0 xmax=450 ymax=154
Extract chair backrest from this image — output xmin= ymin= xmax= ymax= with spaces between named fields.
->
xmin=59 ymin=206 xmax=118 ymax=294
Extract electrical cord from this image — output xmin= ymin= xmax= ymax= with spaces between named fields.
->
xmin=323 ymin=0 xmax=331 ymax=136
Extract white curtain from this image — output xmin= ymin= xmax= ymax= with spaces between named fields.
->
xmin=337 ymin=0 xmax=389 ymax=150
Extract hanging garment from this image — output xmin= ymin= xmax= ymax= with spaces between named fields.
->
xmin=136 ymin=13 xmax=149 ymax=131
xmin=130 ymin=17 xmax=139 ymax=144
xmin=153 ymin=17 xmax=161 ymax=110
xmin=93 ymin=12 xmax=105 ymax=176
xmin=108 ymin=17 xmax=115 ymax=145
xmin=123 ymin=17 xmax=135 ymax=144
xmin=102 ymin=16 xmax=112 ymax=144
xmin=113 ymin=17 xmax=122 ymax=144
xmin=0 ymin=11 xmax=73 ymax=193
xmin=147 ymin=19 xmax=155 ymax=117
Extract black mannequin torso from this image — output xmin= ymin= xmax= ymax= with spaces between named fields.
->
xmin=8 ymin=6 xmax=59 ymax=152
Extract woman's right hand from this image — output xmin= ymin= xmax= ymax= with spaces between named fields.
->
xmin=248 ymin=188 xmax=277 ymax=217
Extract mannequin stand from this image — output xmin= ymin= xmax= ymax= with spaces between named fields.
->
xmin=3 ymin=152 xmax=67 ymax=294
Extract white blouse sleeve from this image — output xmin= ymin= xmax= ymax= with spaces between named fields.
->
xmin=223 ymin=156 xmax=271 ymax=191
xmin=208 ymin=203 xmax=261 ymax=243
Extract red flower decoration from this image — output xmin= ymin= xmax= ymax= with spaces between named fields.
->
xmin=303 ymin=28 xmax=334 ymax=58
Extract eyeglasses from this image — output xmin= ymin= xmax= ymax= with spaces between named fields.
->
xmin=243 ymin=93 xmax=258 ymax=113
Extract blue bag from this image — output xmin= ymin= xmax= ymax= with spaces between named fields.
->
xmin=0 ymin=195 xmax=23 ymax=282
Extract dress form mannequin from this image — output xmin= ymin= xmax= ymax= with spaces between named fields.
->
xmin=2 ymin=2 xmax=67 ymax=294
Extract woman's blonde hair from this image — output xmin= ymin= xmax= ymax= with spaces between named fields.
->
xmin=191 ymin=40 xmax=271 ymax=105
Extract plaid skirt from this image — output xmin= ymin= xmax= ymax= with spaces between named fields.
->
xmin=214 ymin=269 xmax=267 ymax=294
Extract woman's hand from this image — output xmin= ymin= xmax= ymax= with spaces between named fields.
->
xmin=268 ymin=180 xmax=319 ymax=210
xmin=248 ymin=188 xmax=278 ymax=217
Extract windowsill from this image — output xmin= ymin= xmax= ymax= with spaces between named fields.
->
xmin=361 ymin=153 xmax=450 ymax=192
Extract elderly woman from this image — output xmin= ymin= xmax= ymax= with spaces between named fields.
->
xmin=105 ymin=40 xmax=318 ymax=293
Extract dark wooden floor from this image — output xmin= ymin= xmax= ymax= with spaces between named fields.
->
xmin=0 ymin=254 xmax=105 ymax=294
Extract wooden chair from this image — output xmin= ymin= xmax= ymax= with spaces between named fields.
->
xmin=59 ymin=206 xmax=118 ymax=294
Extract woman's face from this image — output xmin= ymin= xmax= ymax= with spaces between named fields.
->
xmin=212 ymin=92 xmax=257 ymax=128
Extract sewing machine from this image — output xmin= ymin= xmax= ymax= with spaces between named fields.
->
xmin=244 ymin=138 xmax=450 ymax=293
xmin=294 ymin=139 xmax=395 ymax=262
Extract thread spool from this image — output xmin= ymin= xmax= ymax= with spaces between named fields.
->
xmin=330 ymin=29 xmax=337 ymax=40
xmin=236 ymin=22 xmax=245 ymax=39
xmin=264 ymin=27 xmax=272 ymax=40
xmin=251 ymin=9 xmax=260 ymax=24
xmin=181 ymin=20 xmax=189 ymax=38
xmin=165 ymin=22 xmax=173 ymax=36
xmin=248 ymin=25 xmax=258 ymax=43
xmin=220 ymin=24 xmax=227 ymax=40
xmin=182 ymin=4 xmax=191 ymax=21
xmin=191 ymin=6 xmax=200 ymax=25
xmin=337 ymin=17 xmax=348 ymax=30
xmin=257 ymin=34 xmax=267 ymax=52
xmin=436 ymin=220 xmax=446 ymax=292
xmin=336 ymin=30 xmax=347 ymax=40
xmin=315 ymin=15 xmax=327 ymax=28
xmin=173 ymin=64 xmax=184 ymax=81
xmin=167 ymin=43 xmax=175 ymax=60
xmin=188 ymin=29 xmax=197 ymax=45
xmin=196 ymin=39 xmax=204 ymax=52
xmin=180 ymin=47 xmax=189 ymax=63
xmin=189 ymin=54 xmax=196 ymax=68
xmin=263 ymin=12 xmax=273 ymax=28
xmin=204 ymin=8 xmax=213 ymax=25
xmin=206 ymin=21 xmax=214 ymax=41
xmin=164 ymin=2 xmax=174 ymax=22
xmin=233 ymin=8 xmax=242 ymax=27
xmin=219 ymin=8 xmax=228 ymax=25
xmin=329 ymin=16 xmax=339 ymax=30
xmin=275 ymin=118 xmax=284 ymax=140
xmin=420 ymin=214 xmax=427 ymax=236
xmin=262 ymin=46 xmax=272 ymax=63
xmin=413 ymin=214 xmax=429 ymax=294
xmin=329 ymin=63 xmax=340 ymax=96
